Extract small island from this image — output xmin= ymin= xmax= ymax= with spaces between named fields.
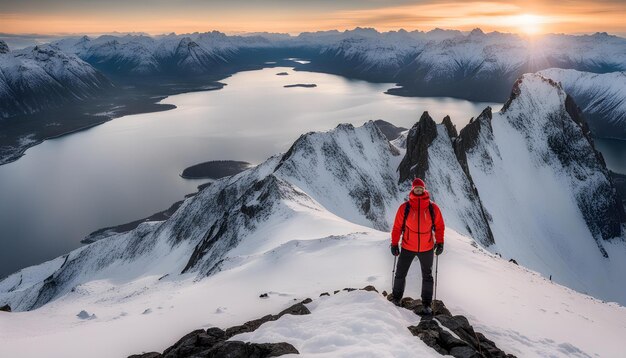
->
xmin=276 ymin=72 xmax=289 ymax=76
xmin=181 ymin=160 xmax=251 ymax=179
xmin=284 ymin=83 xmax=317 ymax=88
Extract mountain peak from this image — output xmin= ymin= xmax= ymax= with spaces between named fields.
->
xmin=501 ymin=73 xmax=564 ymax=113
xmin=468 ymin=28 xmax=485 ymax=37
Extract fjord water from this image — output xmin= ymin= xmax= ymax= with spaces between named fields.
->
xmin=0 ymin=66 xmax=503 ymax=277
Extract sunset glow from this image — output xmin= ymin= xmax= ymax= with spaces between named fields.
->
xmin=0 ymin=1 xmax=624 ymax=36
xmin=513 ymin=14 xmax=543 ymax=35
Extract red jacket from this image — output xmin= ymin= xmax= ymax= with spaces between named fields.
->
xmin=391 ymin=190 xmax=445 ymax=252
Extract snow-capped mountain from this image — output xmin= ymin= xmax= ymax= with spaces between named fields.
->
xmin=539 ymin=68 xmax=626 ymax=139
xmin=397 ymin=74 xmax=624 ymax=303
xmin=0 ymin=44 xmax=112 ymax=118
xmin=49 ymin=29 xmax=626 ymax=98
xmin=1 ymin=73 xmax=625 ymax=357
xmin=317 ymin=30 xmax=626 ymax=102
xmin=52 ymin=32 xmax=267 ymax=76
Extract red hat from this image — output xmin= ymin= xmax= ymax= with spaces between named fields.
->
xmin=412 ymin=178 xmax=426 ymax=189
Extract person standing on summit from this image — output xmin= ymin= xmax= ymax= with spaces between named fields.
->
xmin=390 ymin=178 xmax=445 ymax=315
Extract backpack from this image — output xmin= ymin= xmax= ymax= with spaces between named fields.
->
xmin=400 ymin=200 xmax=436 ymax=240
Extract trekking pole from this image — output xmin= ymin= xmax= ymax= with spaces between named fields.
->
xmin=391 ymin=256 xmax=397 ymax=293
xmin=434 ymin=254 xmax=439 ymax=302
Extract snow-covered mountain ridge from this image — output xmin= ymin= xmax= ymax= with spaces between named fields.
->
xmin=0 ymin=43 xmax=112 ymax=118
xmin=538 ymin=68 xmax=626 ymax=139
xmin=1 ymin=73 xmax=625 ymax=357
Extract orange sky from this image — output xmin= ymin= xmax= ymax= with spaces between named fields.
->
xmin=0 ymin=0 xmax=625 ymax=36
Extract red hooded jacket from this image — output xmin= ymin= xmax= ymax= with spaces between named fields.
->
xmin=391 ymin=190 xmax=445 ymax=252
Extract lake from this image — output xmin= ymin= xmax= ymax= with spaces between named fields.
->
xmin=2 ymin=64 xmax=573 ymax=277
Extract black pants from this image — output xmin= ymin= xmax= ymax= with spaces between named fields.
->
xmin=392 ymin=248 xmax=434 ymax=305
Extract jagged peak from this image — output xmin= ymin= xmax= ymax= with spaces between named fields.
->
xmin=468 ymin=28 xmax=485 ymax=37
xmin=275 ymin=121 xmax=387 ymax=172
xmin=441 ymin=115 xmax=458 ymax=139
xmin=501 ymin=73 xmax=564 ymax=113
xmin=398 ymin=111 xmax=439 ymax=183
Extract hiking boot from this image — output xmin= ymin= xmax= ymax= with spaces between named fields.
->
xmin=418 ymin=302 xmax=432 ymax=316
xmin=387 ymin=294 xmax=402 ymax=307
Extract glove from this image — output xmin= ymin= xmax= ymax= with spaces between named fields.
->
xmin=434 ymin=243 xmax=444 ymax=256
xmin=390 ymin=245 xmax=400 ymax=256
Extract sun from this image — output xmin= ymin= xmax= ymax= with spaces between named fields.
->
xmin=514 ymin=14 xmax=543 ymax=35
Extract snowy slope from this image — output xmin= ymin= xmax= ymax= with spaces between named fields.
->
xmin=1 ymin=222 xmax=625 ymax=357
xmin=0 ymin=44 xmax=112 ymax=118
xmin=462 ymin=73 xmax=626 ymax=303
xmin=539 ymin=68 xmax=626 ymax=139
xmin=1 ymin=76 xmax=625 ymax=357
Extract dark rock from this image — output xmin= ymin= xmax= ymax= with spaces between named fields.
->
xmin=333 ymin=290 xmax=340 ymax=294
xmin=450 ymin=345 xmax=481 ymax=358
xmin=400 ymin=297 xmax=421 ymax=311
xmin=162 ymin=329 xmax=206 ymax=358
xmin=259 ymin=293 xmax=269 ymax=298
xmin=201 ymin=341 xmax=298 ymax=357
xmin=405 ymin=298 xmax=516 ymax=358
xmin=454 ymin=107 xmax=492 ymax=178
xmin=225 ymin=302 xmax=310 ymax=339
xmin=382 ymin=290 xmax=388 ymax=297
xmin=342 ymin=288 xmax=357 ymax=292
xmin=0 ymin=304 xmax=11 ymax=312
xmin=398 ymin=111 xmax=438 ymax=183
xmin=441 ymin=115 xmax=458 ymax=139
xmin=319 ymin=292 xmax=330 ymax=297
xmin=432 ymin=300 xmax=451 ymax=316
xmin=301 ymin=298 xmax=313 ymax=304
xmin=407 ymin=323 xmax=447 ymax=355
xmin=361 ymin=285 xmax=378 ymax=293
xmin=225 ymin=314 xmax=276 ymax=338
xmin=509 ymin=259 xmax=518 ymax=265
xmin=277 ymin=302 xmax=311 ymax=317
xmin=197 ymin=328 xmax=226 ymax=348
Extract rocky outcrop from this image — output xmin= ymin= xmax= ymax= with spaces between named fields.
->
xmin=128 ymin=299 xmax=311 ymax=358
xmin=0 ymin=304 xmax=11 ymax=312
xmin=134 ymin=286 xmax=514 ymax=358
xmin=384 ymin=294 xmax=515 ymax=358
xmin=398 ymin=111 xmax=438 ymax=182
xmin=453 ymin=107 xmax=494 ymax=180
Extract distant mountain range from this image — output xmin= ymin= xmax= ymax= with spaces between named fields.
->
xmin=1 ymin=29 xmax=625 ymax=138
